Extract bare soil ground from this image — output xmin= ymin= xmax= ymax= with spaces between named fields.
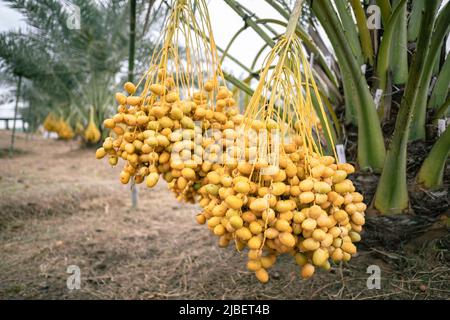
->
xmin=0 ymin=130 xmax=449 ymax=300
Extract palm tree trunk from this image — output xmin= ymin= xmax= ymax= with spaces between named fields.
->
xmin=416 ymin=125 xmax=450 ymax=189
xmin=26 ymin=99 xmax=32 ymax=140
xmin=311 ymin=0 xmax=386 ymax=171
xmin=409 ymin=2 xmax=450 ymax=140
xmin=9 ymin=75 xmax=22 ymax=157
xmin=374 ymin=0 xmax=441 ymax=214
xmin=429 ymin=56 xmax=450 ymax=110
xmin=390 ymin=0 xmax=408 ymax=85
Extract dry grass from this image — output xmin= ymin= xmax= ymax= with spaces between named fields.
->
xmin=0 ymin=131 xmax=448 ymax=300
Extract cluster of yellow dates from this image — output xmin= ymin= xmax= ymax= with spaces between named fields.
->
xmin=43 ymin=113 xmax=74 ymax=140
xmin=96 ymin=77 xmax=365 ymax=284
xmin=96 ymin=74 xmax=239 ymax=202
xmin=43 ymin=109 xmax=101 ymax=143
xmin=193 ymin=125 xmax=365 ymax=283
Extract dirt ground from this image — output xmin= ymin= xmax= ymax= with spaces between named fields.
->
xmin=0 ymin=130 xmax=449 ymax=300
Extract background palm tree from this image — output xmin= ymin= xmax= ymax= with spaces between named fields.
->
xmin=0 ymin=0 xmax=166 ymax=142
xmin=0 ymin=31 xmax=45 ymax=155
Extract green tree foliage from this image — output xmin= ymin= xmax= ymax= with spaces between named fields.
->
xmin=0 ymin=0 xmax=165 ymax=131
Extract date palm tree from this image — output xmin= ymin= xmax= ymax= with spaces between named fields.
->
xmin=221 ymin=0 xmax=449 ymax=215
xmin=0 ymin=0 xmax=165 ymax=139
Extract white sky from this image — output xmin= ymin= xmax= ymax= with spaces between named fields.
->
xmin=1 ymin=0 xmax=448 ymax=76
xmin=208 ymin=0 xmax=285 ymax=76
xmin=0 ymin=0 xmax=285 ymax=76
xmin=0 ymin=2 xmax=26 ymax=31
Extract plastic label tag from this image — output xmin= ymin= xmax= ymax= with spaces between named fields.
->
xmin=361 ymin=64 xmax=367 ymax=74
xmin=437 ymin=119 xmax=447 ymax=137
xmin=374 ymin=89 xmax=383 ymax=109
xmin=336 ymin=144 xmax=347 ymax=164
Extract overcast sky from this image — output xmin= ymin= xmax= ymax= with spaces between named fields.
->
xmin=0 ymin=1 xmax=27 ymax=31
xmin=0 ymin=0 xmax=287 ymax=77
xmin=1 ymin=0 xmax=449 ymax=76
